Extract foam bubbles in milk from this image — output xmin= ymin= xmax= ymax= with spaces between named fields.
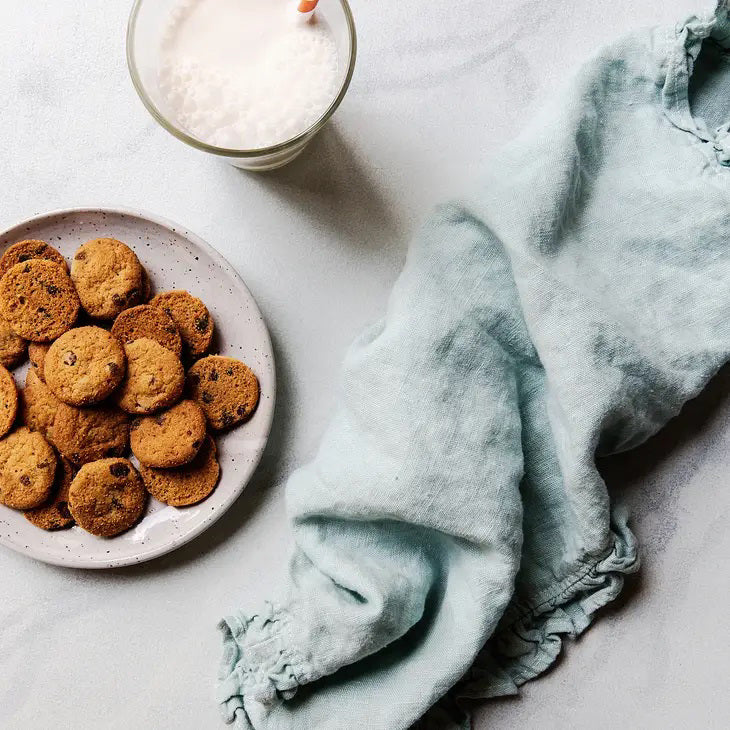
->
xmin=159 ymin=0 xmax=340 ymax=150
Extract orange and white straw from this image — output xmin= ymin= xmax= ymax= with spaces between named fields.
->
xmin=297 ymin=0 xmax=320 ymax=21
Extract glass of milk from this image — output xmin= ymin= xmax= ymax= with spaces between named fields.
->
xmin=127 ymin=0 xmax=356 ymax=171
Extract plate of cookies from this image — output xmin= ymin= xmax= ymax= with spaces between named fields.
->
xmin=0 ymin=208 xmax=275 ymax=568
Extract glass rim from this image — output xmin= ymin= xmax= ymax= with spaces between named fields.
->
xmin=126 ymin=0 xmax=357 ymax=158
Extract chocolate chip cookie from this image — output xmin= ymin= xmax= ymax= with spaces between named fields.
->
xmin=139 ymin=436 xmax=219 ymax=507
xmin=68 ymin=458 xmax=146 ymax=537
xmin=150 ymin=290 xmax=214 ymax=357
xmin=130 ymin=399 xmax=206 ymax=468
xmin=21 ymin=368 xmax=60 ymax=440
xmin=187 ymin=355 xmax=259 ymax=430
xmin=52 ymin=402 xmax=130 ymax=467
xmin=24 ymin=455 xmax=75 ymax=531
xmin=115 ymin=338 xmax=184 ymax=414
xmin=0 ymin=311 xmax=27 ymax=369
xmin=0 ymin=365 xmax=18 ymax=438
xmin=0 ymin=259 xmax=80 ymax=341
xmin=0 ymin=240 xmax=67 ymax=278
xmin=111 ymin=304 xmax=182 ymax=357
xmin=71 ymin=238 xmax=144 ymax=319
xmin=27 ymin=342 xmax=50 ymax=381
xmin=0 ymin=427 xmax=57 ymax=510
xmin=45 ymin=326 xmax=126 ymax=406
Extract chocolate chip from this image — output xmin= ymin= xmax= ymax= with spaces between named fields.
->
xmin=109 ymin=463 xmax=130 ymax=477
xmin=35 ymin=245 xmax=47 ymax=254
xmin=221 ymin=410 xmax=234 ymax=427
xmin=209 ymin=370 xmax=218 ymax=381
xmin=22 ymin=264 xmax=30 ymax=273
xmin=19 ymin=475 xmax=31 ymax=486
xmin=18 ymin=254 xmax=31 ymax=262
xmin=18 ymin=296 xmax=25 ymax=304
xmin=46 ymin=284 xmax=59 ymax=296
xmin=201 ymin=391 xmax=213 ymax=404
xmin=37 ymin=461 xmax=51 ymax=469
xmin=112 ymin=294 xmax=123 ymax=305
xmin=38 ymin=307 xmax=51 ymax=318
xmin=107 ymin=362 xmax=120 ymax=374
xmin=63 ymin=351 xmax=77 ymax=366
xmin=195 ymin=315 xmax=209 ymax=333
xmin=75 ymin=251 xmax=86 ymax=261
xmin=226 ymin=368 xmax=233 ymax=376
xmin=111 ymin=497 xmax=124 ymax=510
xmin=164 ymin=307 xmax=173 ymax=317
xmin=237 ymin=405 xmax=247 ymax=416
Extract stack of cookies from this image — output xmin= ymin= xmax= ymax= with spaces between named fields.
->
xmin=0 ymin=238 xmax=259 ymax=538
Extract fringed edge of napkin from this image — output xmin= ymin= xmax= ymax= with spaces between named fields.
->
xmin=456 ymin=507 xmax=640 ymax=704
xmin=217 ymin=602 xmax=311 ymax=729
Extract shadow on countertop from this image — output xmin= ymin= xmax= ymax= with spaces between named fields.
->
xmin=601 ymin=363 xmax=730 ymax=488
xmin=600 ymin=361 xmax=730 ymax=564
xmin=247 ymin=125 xmax=408 ymax=253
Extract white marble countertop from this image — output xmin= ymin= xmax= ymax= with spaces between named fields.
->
xmin=1 ymin=1 xmax=727 ymax=728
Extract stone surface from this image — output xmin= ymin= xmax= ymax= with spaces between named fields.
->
xmin=1 ymin=1 xmax=724 ymax=728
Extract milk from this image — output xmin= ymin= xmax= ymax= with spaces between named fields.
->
xmin=158 ymin=0 xmax=340 ymax=150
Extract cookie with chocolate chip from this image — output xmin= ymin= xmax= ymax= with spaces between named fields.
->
xmin=130 ymin=399 xmax=206 ymax=467
xmin=0 ymin=427 xmax=57 ymax=510
xmin=52 ymin=402 xmax=130 ymax=467
xmin=0 ymin=259 xmax=80 ymax=341
xmin=44 ymin=326 xmax=126 ymax=406
xmin=139 ymin=436 xmax=219 ymax=507
xmin=71 ymin=238 xmax=144 ymax=319
xmin=68 ymin=458 xmax=146 ymax=537
xmin=0 ymin=365 xmax=18 ymax=438
xmin=25 ymin=455 xmax=75 ymax=531
xmin=0 ymin=240 xmax=67 ymax=279
xmin=115 ymin=338 xmax=184 ymax=414
xmin=111 ymin=305 xmax=182 ymax=357
xmin=149 ymin=290 xmax=213 ymax=357
xmin=187 ymin=355 xmax=259 ymax=430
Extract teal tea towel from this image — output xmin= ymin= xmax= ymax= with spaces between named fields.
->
xmin=219 ymin=3 xmax=730 ymax=727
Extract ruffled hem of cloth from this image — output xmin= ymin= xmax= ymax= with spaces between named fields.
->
xmin=218 ymin=602 xmax=312 ymax=729
xmin=454 ymin=509 xmax=640 ymax=705
xmin=218 ymin=513 xmax=639 ymax=730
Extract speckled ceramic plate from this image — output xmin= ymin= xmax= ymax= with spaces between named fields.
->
xmin=0 ymin=208 xmax=275 ymax=568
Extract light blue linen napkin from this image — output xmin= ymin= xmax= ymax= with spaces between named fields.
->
xmin=219 ymin=3 xmax=730 ymax=727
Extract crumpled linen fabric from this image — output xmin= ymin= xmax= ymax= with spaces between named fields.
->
xmin=219 ymin=3 xmax=730 ymax=728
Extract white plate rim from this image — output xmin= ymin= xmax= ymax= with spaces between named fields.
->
xmin=0 ymin=206 xmax=276 ymax=569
